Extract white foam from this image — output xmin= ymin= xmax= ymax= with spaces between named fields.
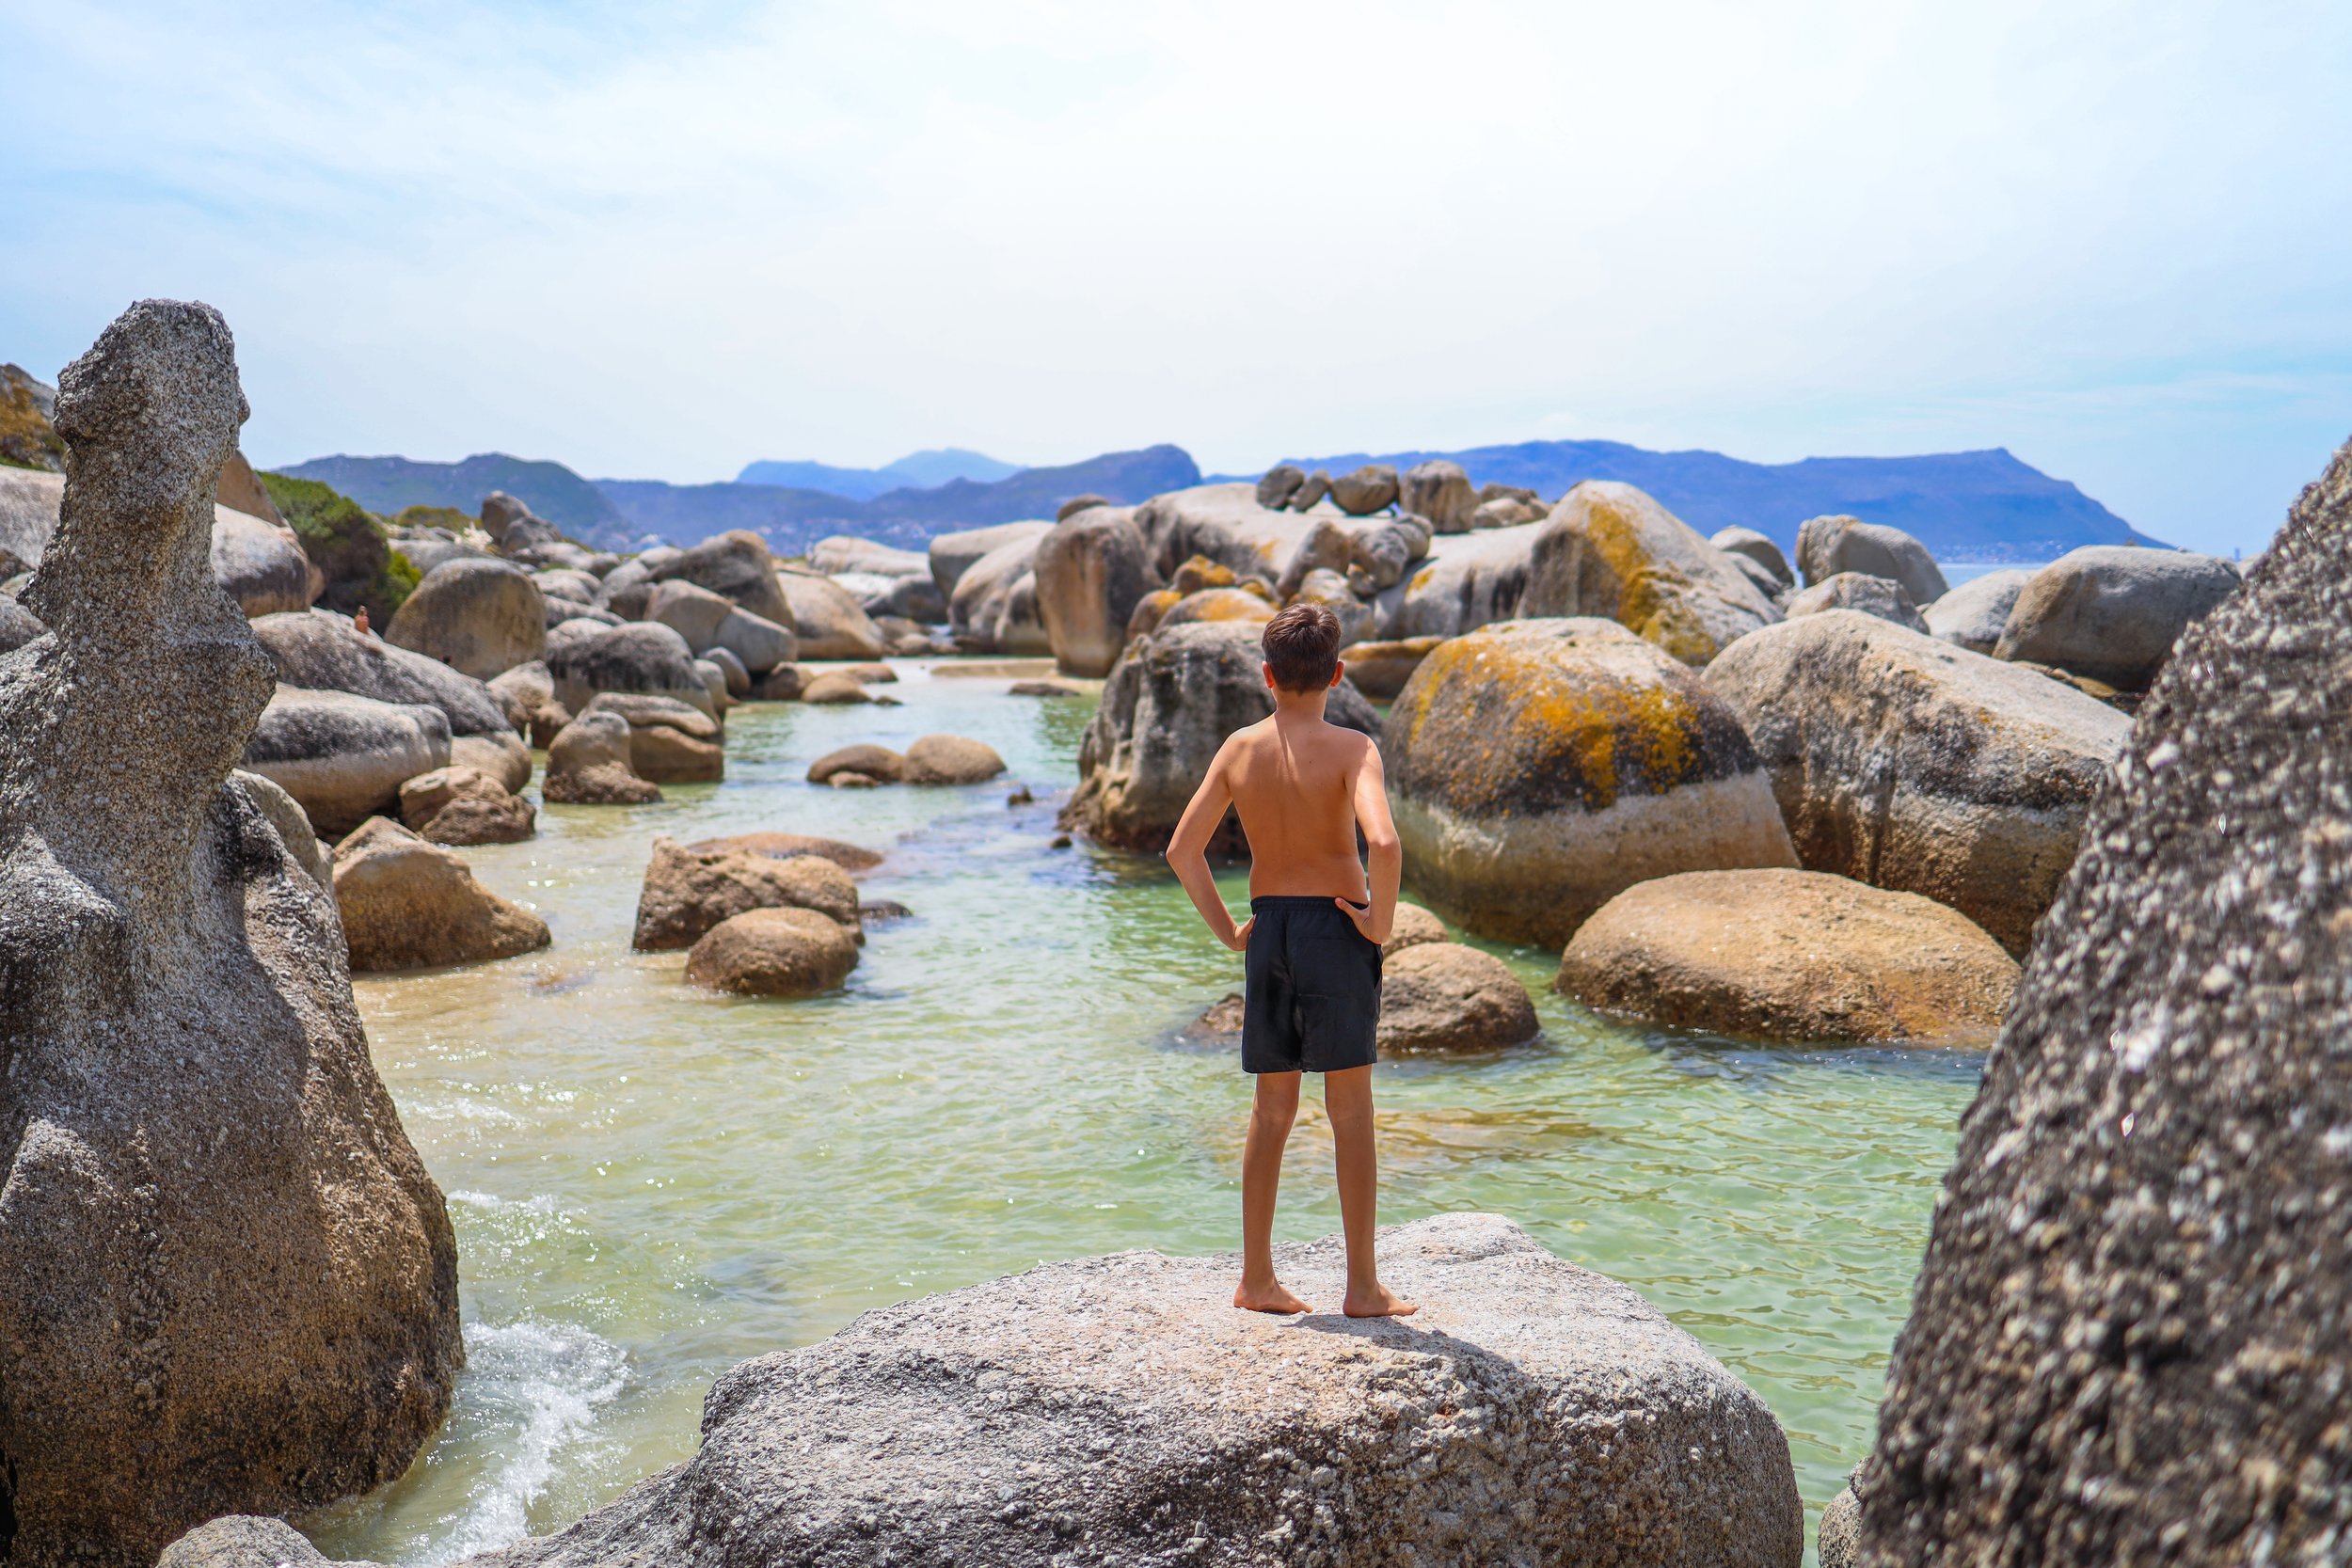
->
xmin=423 ymin=1318 xmax=628 ymax=1564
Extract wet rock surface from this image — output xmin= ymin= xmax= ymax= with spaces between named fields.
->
xmin=685 ymin=906 xmax=862 ymax=996
xmin=452 ymin=1213 xmax=1801 ymax=1568
xmin=0 ymin=300 xmax=460 ymax=1567
xmin=1856 ymin=440 xmax=2352 ymax=1566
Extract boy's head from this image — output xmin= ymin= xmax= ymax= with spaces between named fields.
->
xmin=1262 ymin=602 xmax=1343 ymax=693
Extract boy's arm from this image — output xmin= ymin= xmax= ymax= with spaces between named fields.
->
xmin=1339 ymin=740 xmax=1402 ymax=946
xmin=1165 ymin=738 xmax=1252 ymax=952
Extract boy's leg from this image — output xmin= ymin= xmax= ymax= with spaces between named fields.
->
xmin=1326 ymin=1066 xmax=1417 ymax=1318
xmin=1235 ymin=1070 xmax=1311 ymax=1313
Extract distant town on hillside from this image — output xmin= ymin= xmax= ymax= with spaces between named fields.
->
xmin=278 ymin=436 xmax=2162 ymax=562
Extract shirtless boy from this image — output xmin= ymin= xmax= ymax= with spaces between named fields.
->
xmin=1166 ymin=603 xmax=1417 ymax=1319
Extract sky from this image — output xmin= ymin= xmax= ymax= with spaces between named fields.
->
xmin=6 ymin=0 xmax=2350 ymax=556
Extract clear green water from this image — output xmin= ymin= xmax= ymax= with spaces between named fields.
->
xmin=304 ymin=662 xmax=1979 ymax=1564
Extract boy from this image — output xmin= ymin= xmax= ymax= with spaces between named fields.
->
xmin=1166 ymin=603 xmax=1416 ymax=1318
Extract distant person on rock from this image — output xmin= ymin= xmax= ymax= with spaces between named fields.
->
xmin=1168 ymin=602 xmax=1415 ymax=1319
xmin=352 ymin=604 xmax=371 ymax=636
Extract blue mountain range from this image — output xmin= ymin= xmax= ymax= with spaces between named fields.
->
xmin=736 ymin=447 xmax=1021 ymax=499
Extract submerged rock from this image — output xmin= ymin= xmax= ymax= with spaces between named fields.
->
xmin=580 ymin=690 xmax=723 ymax=784
xmin=685 ymin=907 xmax=861 ymax=996
xmin=1557 ymin=868 xmax=2018 ymax=1046
xmin=1854 ymin=442 xmax=2352 ymax=1562
xmin=1376 ymin=942 xmax=1541 ymax=1053
xmin=332 ymin=816 xmax=550 ymax=971
xmin=440 ymin=1214 xmax=1802 ymax=1568
xmin=807 ymin=742 xmax=907 ymax=784
xmin=1705 ymin=610 xmax=2128 ymax=955
xmin=901 ymin=733 xmax=1007 ymax=784
xmin=633 ymin=834 xmax=862 ymax=951
xmin=0 ymin=300 xmax=459 ymax=1568
xmin=1070 ymin=620 xmax=1378 ymax=852
xmin=1384 ymin=618 xmax=1797 ymax=947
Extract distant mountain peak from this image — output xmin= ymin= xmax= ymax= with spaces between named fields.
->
xmin=736 ymin=448 xmax=1022 ymax=500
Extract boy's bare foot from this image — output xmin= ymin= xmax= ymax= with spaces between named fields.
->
xmin=1343 ymin=1283 xmax=1419 ymax=1318
xmin=1233 ymin=1278 xmax=1312 ymax=1314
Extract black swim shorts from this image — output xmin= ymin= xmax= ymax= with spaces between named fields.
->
xmin=1242 ymin=895 xmax=1383 ymax=1074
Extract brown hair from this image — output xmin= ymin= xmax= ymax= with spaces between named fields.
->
xmin=1262 ymin=602 xmax=1343 ymax=692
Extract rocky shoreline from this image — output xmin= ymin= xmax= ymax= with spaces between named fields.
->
xmin=3 ymin=300 xmax=2332 ymax=1567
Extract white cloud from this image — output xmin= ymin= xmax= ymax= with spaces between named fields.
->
xmin=4 ymin=0 xmax=2347 ymax=553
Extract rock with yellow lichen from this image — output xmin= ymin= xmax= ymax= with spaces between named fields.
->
xmin=1521 ymin=482 xmax=1781 ymax=666
xmin=1384 ymin=618 xmax=1797 ymax=947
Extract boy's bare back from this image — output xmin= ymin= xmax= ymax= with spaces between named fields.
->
xmin=1216 ymin=713 xmax=1381 ymax=901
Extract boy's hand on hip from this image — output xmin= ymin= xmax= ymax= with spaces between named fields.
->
xmin=1223 ymin=916 xmax=1254 ymax=953
xmin=1337 ymin=898 xmax=1388 ymax=946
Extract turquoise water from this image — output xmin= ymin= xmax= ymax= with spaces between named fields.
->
xmin=304 ymin=661 xmax=1979 ymax=1563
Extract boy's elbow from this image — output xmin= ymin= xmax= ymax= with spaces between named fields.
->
xmin=1366 ymin=830 xmax=1401 ymax=858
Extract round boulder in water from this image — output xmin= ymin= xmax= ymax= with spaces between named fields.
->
xmin=685 ymin=907 xmax=860 ymax=997
xmin=1557 ymin=868 xmax=2018 ymax=1046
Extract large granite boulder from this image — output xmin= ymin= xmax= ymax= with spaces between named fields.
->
xmin=1034 ymin=503 xmax=1156 ymax=676
xmin=645 ymin=528 xmax=793 ymax=627
xmin=1 ymin=465 xmax=322 ymax=618
xmin=543 ymin=619 xmax=715 ymax=720
xmin=1557 ymin=869 xmax=2018 ymax=1046
xmin=1329 ymin=462 xmax=1400 ymax=515
xmin=1399 ymin=457 xmax=1478 ymax=533
xmin=1854 ymin=441 xmax=2352 ymax=1565
xmin=1158 ymin=584 xmax=1277 ymax=629
xmin=0 ymin=591 xmax=48 ymax=653
xmin=437 ymin=1214 xmax=1801 ymax=1568
xmin=1991 ymin=544 xmax=2241 ymax=689
xmin=1784 ymin=571 xmax=1928 ymax=632
xmin=1520 ymin=482 xmax=1780 ymax=666
xmin=1378 ymin=520 xmax=1542 ymax=640
xmin=776 ymin=565 xmax=889 ymax=659
xmin=1069 ymin=620 xmax=1379 ymax=852
xmin=1133 ymin=482 xmax=1332 ymax=585
xmin=0 ymin=300 xmax=459 ymax=1568
xmin=947 ymin=530 xmax=1050 ymax=648
xmin=928 ymin=518 xmax=1052 ymax=599
xmin=243 ymin=684 xmax=453 ymax=835
xmin=645 ymin=578 xmax=796 ymax=673
xmin=383 ymin=556 xmax=547 ymax=678
xmin=0 ymin=359 xmax=64 ymax=472
xmin=1920 ymin=567 xmax=2033 ymax=654
xmin=1384 ymin=618 xmax=1797 ymax=947
xmin=633 ymin=835 xmax=862 ymax=951
xmin=1705 ymin=610 xmax=2130 ymax=955
xmin=331 ymin=816 xmax=549 ymax=971
xmin=250 ymin=608 xmax=512 ymax=737
xmin=1794 ymin=515 xmax=1947 ymax=606
xmin=210 ymin=505 xmax=315 ymax=616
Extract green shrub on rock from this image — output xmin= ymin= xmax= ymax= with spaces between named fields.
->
xmin=392 ymin=503 xmax=473 ymax=533
xmin=258 ymin=470 xmax=413 ymax=620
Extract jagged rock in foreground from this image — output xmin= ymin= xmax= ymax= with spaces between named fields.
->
xmin=1855 ymin=439 xmax=2352 ymax=1564
xmin=166 ymin=1213 xmax=1791 ymax=1568
xmin=0 ymin=301 xmax=460 ymax=1567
